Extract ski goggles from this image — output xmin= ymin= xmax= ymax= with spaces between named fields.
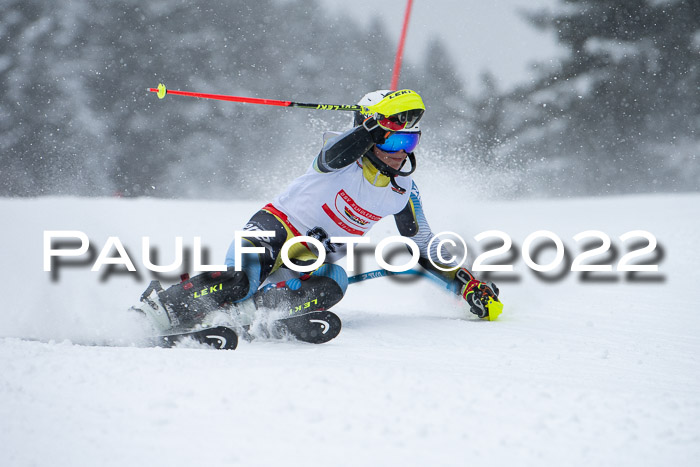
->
xmin=395 ymin=108 xmax=424 ymax=129
xmin=379 ymin=108 xmax=425 ymax=131
xmin=376 ymin=131 xmax=421 ymax=153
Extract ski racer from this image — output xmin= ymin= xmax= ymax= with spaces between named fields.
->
xmin=135 ymin=89 xmax=502 ymax=333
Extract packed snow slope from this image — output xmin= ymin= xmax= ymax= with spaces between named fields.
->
xmin=1 ymin=192 xmax=698 ymax=467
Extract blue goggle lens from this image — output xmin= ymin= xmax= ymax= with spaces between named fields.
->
xmin=376 ymin=132 xmax=421 ymax=153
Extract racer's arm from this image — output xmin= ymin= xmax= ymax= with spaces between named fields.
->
xmin=395 ymin=182 xmax=502 ymax=319
xmin=394 ymin=181 xmax=460 ymax=286
xmin=313 ymin=119 xmax=390 ymax=173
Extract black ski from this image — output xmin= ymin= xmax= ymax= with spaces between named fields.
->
xmin=273 ymin=310 xmax=342 ymax=344
xmin=153 ymin=326 xmax=238 ymax=350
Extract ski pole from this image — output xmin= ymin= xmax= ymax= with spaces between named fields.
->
xmin=348 ymin=268 xmax=502 ymax=320
xmin=348 ymin=268 xmax=426 ymax=284
xmin=147 ymin=83 xmax=364 ymax=112
xmin=348 ymin=268 xmax=447 ymax=288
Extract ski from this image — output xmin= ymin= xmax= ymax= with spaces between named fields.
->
xmin=152 ymin=326 xmax=238 ymax=350
xmin=22 ymin=311 xmax=341 ymax=349
xmin=272 ymin=310 xmax=342 ymax=344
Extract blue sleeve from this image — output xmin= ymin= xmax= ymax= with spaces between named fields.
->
xmin=394 ymin=181 xmax=461 ymax=291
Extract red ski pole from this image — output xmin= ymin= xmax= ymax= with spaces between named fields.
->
xmin=147 ymin=83 xmax=363 ymax=112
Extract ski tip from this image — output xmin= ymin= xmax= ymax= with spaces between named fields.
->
xmin=277 ymin=310 xmax=341 ymax=344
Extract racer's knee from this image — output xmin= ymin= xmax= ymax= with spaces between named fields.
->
xmin=310 ymin=263 xmax=348 ymax=294
xmin=158 ymin=267 xmax=250 ymax=323
xmin=255 ymin=264 xmax=347 ymax=312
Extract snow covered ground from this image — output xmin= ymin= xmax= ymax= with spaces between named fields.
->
xmin=1 ymin=192 xmax=698 ymax=466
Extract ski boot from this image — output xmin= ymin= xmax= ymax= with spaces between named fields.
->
xmin=132 ymin=269 xmax=250 ymax=332
xmin=130 ymin=280 xmax=174 ymax=333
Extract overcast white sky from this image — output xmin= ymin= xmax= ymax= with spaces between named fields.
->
xmin=319 ymin=0 xmax=566 ymax=93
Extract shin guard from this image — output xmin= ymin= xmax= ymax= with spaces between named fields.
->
xmin=157 ymin=268 xmax=250 ymax=326
xmin=254 ymin=274 xmax=344 ymax=316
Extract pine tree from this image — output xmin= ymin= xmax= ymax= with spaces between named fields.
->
xmin=514 ymin=0 xmax=700 ymax=194
xmin=469 ymin=72 xmax=508 ymax=163
xmin=0 ymin=0 xmax=466 ymax=198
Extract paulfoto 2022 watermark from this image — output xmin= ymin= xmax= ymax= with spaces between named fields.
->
xmin=43 ymin=229 xmax=664 ymax=282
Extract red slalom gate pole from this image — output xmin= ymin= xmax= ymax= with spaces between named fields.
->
xmin=390 ymin=0 xmax=415 ymax=91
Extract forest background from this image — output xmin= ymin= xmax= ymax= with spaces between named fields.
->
xmin=1 ymin=0 xmax=698 ymax=199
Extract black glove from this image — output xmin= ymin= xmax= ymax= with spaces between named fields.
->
xmin=361 ymin=116 xmax=393 ymax=144
xmin=455 ymin=268 xmax=501 ymax=319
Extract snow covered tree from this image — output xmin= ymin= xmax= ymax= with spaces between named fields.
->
xmin=398 ymin=38 xmax=472 ymax=168
xmin=2 ymin=0 xmax=463 ymax=198
xmin=0 ymin=0 xmax=117 ymax=196
xmin=512 ymin=0 xmax=700 ymax=194
xmin=468 ymin=72 xmax=509 ymax=163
